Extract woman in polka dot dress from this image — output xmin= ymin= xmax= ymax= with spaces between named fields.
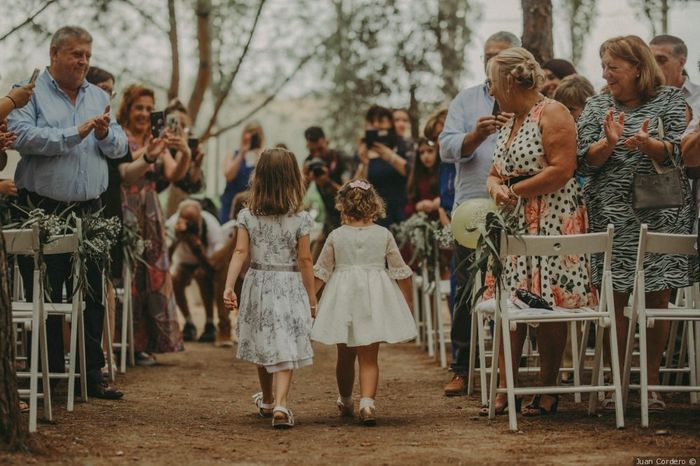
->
xmin=483 ymin=48 xmax=595 ymax=417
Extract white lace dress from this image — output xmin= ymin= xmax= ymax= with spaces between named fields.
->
xmin=236 ymin=208 xmax=314 ymax=373
xmin=311 ymin=224 xmax=417 ymax=347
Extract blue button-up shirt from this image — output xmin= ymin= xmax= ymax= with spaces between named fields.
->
xmin=439 ymin=83 xmax=498 ymax=213
xmin=7 ymin=69 xmax=128 ymax=202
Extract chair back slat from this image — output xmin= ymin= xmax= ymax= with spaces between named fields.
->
xmin=500 ymin=225 xmax=614 ymax=258
xmin=3 ymin=228 xmax=38 ymax=255
xmin=643 ymin=228 xmax=698 ymax=256
xmin=42 ymin=234 xmax=80 ymax=255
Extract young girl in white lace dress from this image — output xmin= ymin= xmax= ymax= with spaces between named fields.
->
xmin=223 ymin=148 xmax=317 ymax=429
xmin=312 ymin=179 xmax=417 ymax=425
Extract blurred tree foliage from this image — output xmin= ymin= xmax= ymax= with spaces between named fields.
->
xmin=321 ymin=0 xmax=477 ymax=151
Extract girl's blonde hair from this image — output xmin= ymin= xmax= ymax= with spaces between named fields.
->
xmin=335 ymin=179 xmax=386 ymax=223
xmin=599 ymin=35 xmax=664 ymax=102
xmin=488 ymin=47 xmax=545 ymax=93
xmin=248 ymin=148 xmax=305 ymax=216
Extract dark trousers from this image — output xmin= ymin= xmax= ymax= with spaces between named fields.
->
xmin=15 ymin=190 xmax=105 ymax=386
xmin=450 ymin=243 xmax=475 ymax=376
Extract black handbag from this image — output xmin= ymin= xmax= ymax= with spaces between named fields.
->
xmin=632 ymin=118 xmax=683 ymax=210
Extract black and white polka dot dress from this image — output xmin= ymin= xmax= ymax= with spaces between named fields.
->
xmin=489 ymin=98 xmax=593 ymax=309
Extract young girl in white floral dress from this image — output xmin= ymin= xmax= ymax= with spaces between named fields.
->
xmin=312 ymin=179 xmax=417 ymax=425
xmin=223 ymin=148 xmax=317 ymax=429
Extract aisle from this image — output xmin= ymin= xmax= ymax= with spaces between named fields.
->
xmin=3 ymin=303 xmax=699 ymax=464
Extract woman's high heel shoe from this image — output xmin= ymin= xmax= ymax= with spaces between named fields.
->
xmin=478 ymin=396 xmax=523 ymax=416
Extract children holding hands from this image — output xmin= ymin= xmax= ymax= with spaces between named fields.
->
xmin=224 ymin=167 xmax=416 ymax=428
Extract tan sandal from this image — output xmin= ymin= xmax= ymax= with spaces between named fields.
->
xmin=648 ymin=392 xmax=666 ymax=412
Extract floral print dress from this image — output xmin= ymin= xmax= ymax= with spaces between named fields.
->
xmin=488 ymin=98 xmax=594 ymax=309
xmin=236 ymin=208 xmax=315 ymax=372
xmin=122 ymin=134 xmax=183 ymax=353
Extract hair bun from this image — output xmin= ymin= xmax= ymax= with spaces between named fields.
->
xmin=510 ymin=62 xmax=536 ymax=89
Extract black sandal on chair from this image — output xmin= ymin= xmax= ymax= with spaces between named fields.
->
xmin=521 ymin=394 xmax=559 ymax=416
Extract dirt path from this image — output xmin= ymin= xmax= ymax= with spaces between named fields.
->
xmin=2 ymin=298 xmax=699 ymax=465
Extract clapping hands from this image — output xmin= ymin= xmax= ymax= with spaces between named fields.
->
xmin=624 ymin=118 xmax=650 ymax=150
xmin=78 ymin=105 xmax=112 ymax=140
xmin=603 ymin=108 xmax=625 ymax=147
xmin=0 ymin=120 xmax=16 ymax=150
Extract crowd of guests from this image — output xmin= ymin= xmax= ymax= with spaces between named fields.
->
xmin=1 ymin=24 xmax=700 ymax=423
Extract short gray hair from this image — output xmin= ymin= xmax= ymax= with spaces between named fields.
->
xmin=486 ymin=31 xmax=521 ymax=48
xmin=50 ymin=26 xmax=92 ymax=50
xmin=650 ymin=34 xmax=687 ymax=59
xmin=178 ymin=199 xmax=202 ymax=215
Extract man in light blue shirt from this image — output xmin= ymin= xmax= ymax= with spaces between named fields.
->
xmin=438 ymin=31 xmax=520 ymax=397
xmin=8 ymin=26 xmax=127 ymax=399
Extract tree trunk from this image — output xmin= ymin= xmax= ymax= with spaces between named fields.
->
xmin=521 ymin=0 xmax=553 ymax=64
xmin=408 ymin=83 xmax=420 ymax=140
xmin=187 ymin=0 xmax=213 ymax=125
xmin=0 ymin=231 xmax=25 ymax=449
xmin=167 ymin=0 xmax=180 ymax=102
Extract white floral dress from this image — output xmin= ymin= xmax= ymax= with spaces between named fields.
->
xmin=312 ymin=224 xmax=417 ymax=346
xmin=487 ymin=98 xmax=594 ymax=309
xmin=236 ymin=208 xmax=314 ymax=372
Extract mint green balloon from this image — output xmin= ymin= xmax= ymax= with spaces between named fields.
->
xmin=451 ymin=198 xmax=498 ymax=249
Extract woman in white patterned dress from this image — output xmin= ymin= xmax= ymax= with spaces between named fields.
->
xmin=484 ymin=48 xmax=594 ymax=417
xmin=224 ymin=148 xmax=317 ymax=429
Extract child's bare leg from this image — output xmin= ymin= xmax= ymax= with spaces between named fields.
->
xmin=273 ymin=369 xmax=293 ymax=408
xmin=257 ymin=365 xmax=274 ymax=404
xmin=356 ymin=343 xmax=380 ymax=399
xmin=336 ymin=344 xmax=357 ymax=398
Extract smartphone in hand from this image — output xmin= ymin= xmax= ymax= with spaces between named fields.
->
xmin=150 ymin=111 xmax=165 ymax=139
xmin=29 ymin=68 xmax=40 ymax=84
xmin=491 ymin=100 xmax=500 ymax=117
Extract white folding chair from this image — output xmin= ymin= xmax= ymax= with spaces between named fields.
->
xmin=622 ymin=225 xmax=700 ymax=427
xmin=431 ymin=239 xmax=449 ymax=368
xmin=487 ymin=225 xmax=624 ymax=431
xmin=6 ymin=225 xmax=52 ymax=432
xmin=421 ymin=262 xmax=435 ymax=358
xmin=113 ymin=252 xmax=135 ymax=373
xmin=8 ymin=219 xmax=88 ymax=414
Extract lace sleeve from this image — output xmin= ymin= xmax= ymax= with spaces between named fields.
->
xmin=386 ymin=231 xmax=412 ymax=280
xmin=313 ymin=231 xmax=335 ymax=282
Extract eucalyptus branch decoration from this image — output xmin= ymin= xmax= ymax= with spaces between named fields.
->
xmin=460 ymin=206 xmax=524 ymax=310
xmin=392 ymin=212 xmax=453 ymax=270
xmin=122 ymin=218 xmax=150 ymax=270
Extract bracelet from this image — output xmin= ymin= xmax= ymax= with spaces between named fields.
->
xmin=5 ymin=95 xmax=17 ymax=109
xmin=509 ymin=184 xmax=520 ymax=198
xmin=143 ymin=153 xmax=157 ymax=164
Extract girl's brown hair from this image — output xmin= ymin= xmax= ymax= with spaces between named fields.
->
xmin=599 ymin=35 xmax=664 ymax=102
xmin=335 ymin=179 xmax=386 ymax=223
xmin=247 ymin=148 xmax=305 ymax=216
xmin=406 ymin=138 xmax=439 ymax=205
xmin=117 ymin=84 xmax=155 ymax=127
xmin=423 ymin=108 xmax=448 ymax=142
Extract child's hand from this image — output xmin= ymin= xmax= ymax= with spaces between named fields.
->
xmin=223 ymin=287 xmax=238 ymax=312
xmin=308 ymin=295 xmax=318 ymax=318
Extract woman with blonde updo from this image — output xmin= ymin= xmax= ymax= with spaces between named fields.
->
xmin=311 ymin=179 xmax=417 ymax=426
xmin=483 ymin=47 xmax=593 ymax=416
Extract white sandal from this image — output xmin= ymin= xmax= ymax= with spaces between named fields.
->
xmin=337 ymin=397 xmax=354 ymax=417
xmin=600 ymin=397 xmax=616 ymax=411
xmin=272 ymin=406 xmax=295 ymax=428
xmin=252 ymin=392 xmax=274 ymax=418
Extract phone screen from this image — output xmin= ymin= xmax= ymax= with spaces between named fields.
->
xmin=187 ymin=137 xmax=199 ymax=151
xmin=150 ymin=111 xmax=165 ymax=139
xmin=491 ymin=100 xmax=500 ymax=116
